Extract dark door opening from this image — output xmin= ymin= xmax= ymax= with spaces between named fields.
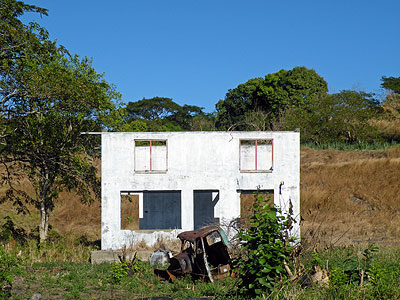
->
xmin=194 ymin=190 xmax=219 ymax=230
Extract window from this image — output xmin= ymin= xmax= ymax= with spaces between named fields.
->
xmin=134 ymin=139 xmax=167 ymax=172
xmin=121 ymin=193 xmax=139 ymax=230
xmin=239 ymin=139 xmax=273 ymax=172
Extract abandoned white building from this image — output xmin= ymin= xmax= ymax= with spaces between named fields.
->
xmin=100 ymin=131 xmax=300 ymax=250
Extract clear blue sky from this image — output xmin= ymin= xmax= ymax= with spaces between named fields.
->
xmin=25 ymin=0 xmax=400 ymax=112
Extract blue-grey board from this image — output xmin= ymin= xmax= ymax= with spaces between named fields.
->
xmin=194 ymin=191 xmax=218 ymax=230
xmin=140 ymin=191 xmax=181 ymax=230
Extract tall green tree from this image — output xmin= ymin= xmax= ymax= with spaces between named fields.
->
xmin=216 ymin=66 xmax=328 ymax=130
xmin=1 ymin=0 xmax=60 ymax=107
xmin=0 ymin=0 xmax=49 ymax=58
xmin=1 ymin=54 xmax=119 ymax=243
xmin=381 ymin=76 xmax=400 ymax=94
xmin=126 ymin=97 xmax=180 ymax=121
xmin=278 ymin=90 xmax=380 ymax=144
xmin=125 ymin=97 xmax=211 ymax=131
xmin=0 ymin=1 xmax=120 ymax=242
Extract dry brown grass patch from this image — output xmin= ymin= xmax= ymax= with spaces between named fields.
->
xmin=301 ymin=146 xmax=400 ymax=247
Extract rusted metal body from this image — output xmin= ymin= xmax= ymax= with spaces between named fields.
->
xmin=154 ymin=226 xmax=231 ymax=282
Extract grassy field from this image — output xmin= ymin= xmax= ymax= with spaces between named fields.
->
xmin=4 ymin=243 xmax=400 ymax=299
xmin=11 ymin=261 xmax=237 ymax=300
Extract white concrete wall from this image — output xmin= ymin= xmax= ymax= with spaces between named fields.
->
xmin=101 ymin=131 xmax=300 ymax=250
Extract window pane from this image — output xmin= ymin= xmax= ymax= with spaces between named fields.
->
xmin=240 ymin=139 xmax=273 ymax=172
xmin=152 ymin=144 xmax=167 ymax=171
xmin=257 ymin=140 xmax=272 ymax=170
xmin=135 ymin=141 xmax=150 ymax=171
xmin=240 ymin=140 xmax=256 ymax=170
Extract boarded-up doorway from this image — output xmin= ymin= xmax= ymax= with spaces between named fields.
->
xmin=121 ymin=194 xmax=139 ymax=230
xmin=140 ymin=191 xmax=181 ymax=230
xmin=240 ymin=190 xmax=274 ymax=220
xmin=194 ymin=191 xmax=219 ymax=230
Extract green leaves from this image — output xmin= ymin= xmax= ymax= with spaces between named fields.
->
xmin=235 ymin=195 xmax=295 ymax=297
xmin=381 ymin=76 xmax=400 ymax=94
xmin=109 ymin=260 xmax=143 ymax=284
xmin=124 ymin=97 xmax=212 ymax=131
xmin=109 ymin=261 xmax=130 ymax=284
xmin=328 ymin=244 xmax=380 ymax=287
xmin=216 ymin=66 xmax=328 ymax=130
xmin=0 ymin=0 xmax=120 ymax=242
xmin=0 ymin=246 xmax=22 ymax=299
xmin=279 ymin=90 xmax=381 ymax=144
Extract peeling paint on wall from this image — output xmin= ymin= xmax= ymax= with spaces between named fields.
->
xmin=100 ymin=131 xmax=300 ymax=250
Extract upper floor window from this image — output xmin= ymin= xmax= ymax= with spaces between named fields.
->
xmin=134 ymin=139 xmax=167 ymax=172
xmin=239 ymin=139 xmax=273 ymax=172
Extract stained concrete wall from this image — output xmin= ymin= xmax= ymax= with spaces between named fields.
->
xmin=101 ymin=131 xmax=300 ymax=250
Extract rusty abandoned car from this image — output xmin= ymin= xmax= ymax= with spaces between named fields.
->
xmin=154 ymin=226 xmax=231 ymax=282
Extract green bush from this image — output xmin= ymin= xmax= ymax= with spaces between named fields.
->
xmin=0 ymin=247 xmax=22 ymax=299
xmin=332 ymin=244 xmax=379 ymax=286
xmin=0 ymin=217 xmax=27 ymax=246
xmin=279 ymin=91 xmax=381 ymax=144
xmin=109 ymin=259 xmax=143 ymax=284
xmin=109 ymin=261 xmax=130 ymax=284
xmin=235 ymin=196 xmax=295 ymax=297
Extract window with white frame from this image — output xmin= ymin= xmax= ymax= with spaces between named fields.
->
xmin=239 ymin=139 xmax=273 ymax=172
xmin=134 ymin=139 xmax=167 ymax=172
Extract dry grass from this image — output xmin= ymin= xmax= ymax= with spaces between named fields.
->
xmin=52 ymin=193 xmax=101 ymax=239
xmin=301 ymin=146 xmax=400 ymax=247
xmin=372 ymin=93 xmax=400 ymax=141
xmin=0 ymin=158 xmax=102 ymax=240
xmin=374 ymin=118 xmax=400 ymax=141
xmin=125 ymin=236 xmax=182 ymax=254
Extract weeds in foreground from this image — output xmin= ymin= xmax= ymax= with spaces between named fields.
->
xmin=0 ymin=216 xmax=98 ymax=264
xmin=0 ymin=238 xmax=399 ymax=299
xmin=109 ymin=252 xmax=143 ymax=284
xmin=0 ymin=247 xmax=22 ymax=299
xmin=274 ymin=245 xmax=400 ymax=300
xmin=234 ymin=196 xmax=295 ymax=297
xmin=2 ymin=213 xmax=400 ymax=299
xmin=3 ymin=245 xmax=399 ymax=300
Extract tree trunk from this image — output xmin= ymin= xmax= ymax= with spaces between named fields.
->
xmin=39 ymin=200 xmax=49 ymax=243
xmin=39 ymin=170 xmax=51 ymax=243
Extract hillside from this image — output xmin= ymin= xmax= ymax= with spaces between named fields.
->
xmin=301 ymin=146 xmax=400 ymax=246
xmin=1 ymin=146 xmax=400 ymax=245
